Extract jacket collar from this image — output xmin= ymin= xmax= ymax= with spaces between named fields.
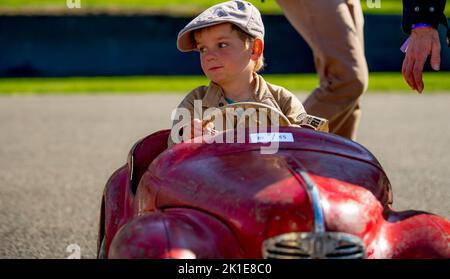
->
xmin=201 ymin=73 xmax=275 ymax=108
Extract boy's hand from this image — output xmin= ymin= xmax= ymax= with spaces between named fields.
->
xmin=190 ymin=119 xmax=215 ymax=139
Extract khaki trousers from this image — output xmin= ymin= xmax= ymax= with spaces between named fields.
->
xmin=276 ymin=0 xmax=369 ymax=140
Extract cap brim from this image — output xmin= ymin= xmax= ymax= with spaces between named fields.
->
xmin=177 ymin=19 xmax=240 ymax=52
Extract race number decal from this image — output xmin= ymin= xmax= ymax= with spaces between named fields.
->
xmin=250 ymin=132 xmax=294 ymax=143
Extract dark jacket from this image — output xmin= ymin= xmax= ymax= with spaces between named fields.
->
xmin=402 ymin=0 xmax=449 ymax=45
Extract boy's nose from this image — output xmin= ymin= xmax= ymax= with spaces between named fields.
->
xmin=205 ymin=50 xmax=218 ymax=61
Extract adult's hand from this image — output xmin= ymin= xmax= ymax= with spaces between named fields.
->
xmin=402 ymin=27 xmax=441 ymax=93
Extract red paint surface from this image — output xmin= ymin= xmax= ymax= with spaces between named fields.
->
xmin=100 ymin=128 xmax=450 ymax=258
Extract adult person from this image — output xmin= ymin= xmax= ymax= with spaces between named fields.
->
xmin=401 ymin=0 xmax=449 ymax=93
xmin=275 ymin=0 xmax=368 ymax=141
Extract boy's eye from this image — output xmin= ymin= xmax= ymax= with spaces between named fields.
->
xmin=198 ymin=47 xmax=207 ymax=53
xmin=218 ymin=42 xmax=228 ymax=48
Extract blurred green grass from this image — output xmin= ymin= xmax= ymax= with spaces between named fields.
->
xmin=0 ymin=0 xmax=433 ymax=15
xmin=2 ymin=3 xmax=448 ymax=94
xmin=1 ymin=72 xmax=449 ymax=95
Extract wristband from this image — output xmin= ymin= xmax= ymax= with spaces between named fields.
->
xmin=412 ymin=23 xmax=434 ymax=29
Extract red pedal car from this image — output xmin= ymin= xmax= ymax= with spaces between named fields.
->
xmin=97 ymin=103 xmax=450 ymax=259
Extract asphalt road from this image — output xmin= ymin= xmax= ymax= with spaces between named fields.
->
xmin=0 ymin=93 xmax=449 ymax=258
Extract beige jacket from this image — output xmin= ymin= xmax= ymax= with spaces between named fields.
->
xmin=168 ymin=74 xmax=307 ymax=147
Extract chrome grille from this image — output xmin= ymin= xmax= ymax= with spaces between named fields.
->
xmin=262 ymin=232 xmax=366 ymax=259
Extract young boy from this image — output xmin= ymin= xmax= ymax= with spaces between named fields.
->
xmin=169 ymin=0 xmax=307 ymax=146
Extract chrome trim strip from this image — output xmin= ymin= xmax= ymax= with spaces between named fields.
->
xmin=286 ymin=155 xmax=326 ymax=233
xmin=297 ymin=169 xmax=325 ymax=233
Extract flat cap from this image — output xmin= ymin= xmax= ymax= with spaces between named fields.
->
xmin=177 ymin=0 xmax=265 ymax=52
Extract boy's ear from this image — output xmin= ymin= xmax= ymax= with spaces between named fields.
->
xmin=251 ymin=38 xmax=264 ymax=60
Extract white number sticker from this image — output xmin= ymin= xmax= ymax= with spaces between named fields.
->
xmin=250 ymin=133 xmax=294 ymax=143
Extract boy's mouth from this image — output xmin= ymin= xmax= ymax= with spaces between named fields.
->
xmin=208 ymin=66 xmax=223 ymax=71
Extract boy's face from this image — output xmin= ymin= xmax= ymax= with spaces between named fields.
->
xmin=194 ymin=23 xmax=257 ymax=85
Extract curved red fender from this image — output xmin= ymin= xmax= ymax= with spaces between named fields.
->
xmin=372 ymin=210 xmax=450 ymax=259
xmin=108 ymin=208 xmax=243 ymax=259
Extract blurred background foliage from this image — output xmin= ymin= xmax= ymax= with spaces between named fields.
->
xmin=1 ymin=1 xmax=449 ymax=93
xmin=4 ymin=0 xmax=448 ymax=15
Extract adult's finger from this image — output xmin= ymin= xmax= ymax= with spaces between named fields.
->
xmin=430 ymin=40 xmax=441 ymax=71
xmin=402 ymin=56 xmax=410 ymax=87
xmin=402 ymin=54 xmax=416 ymax=90
xmin=412 ymin=52 xmax=427 ymax=93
